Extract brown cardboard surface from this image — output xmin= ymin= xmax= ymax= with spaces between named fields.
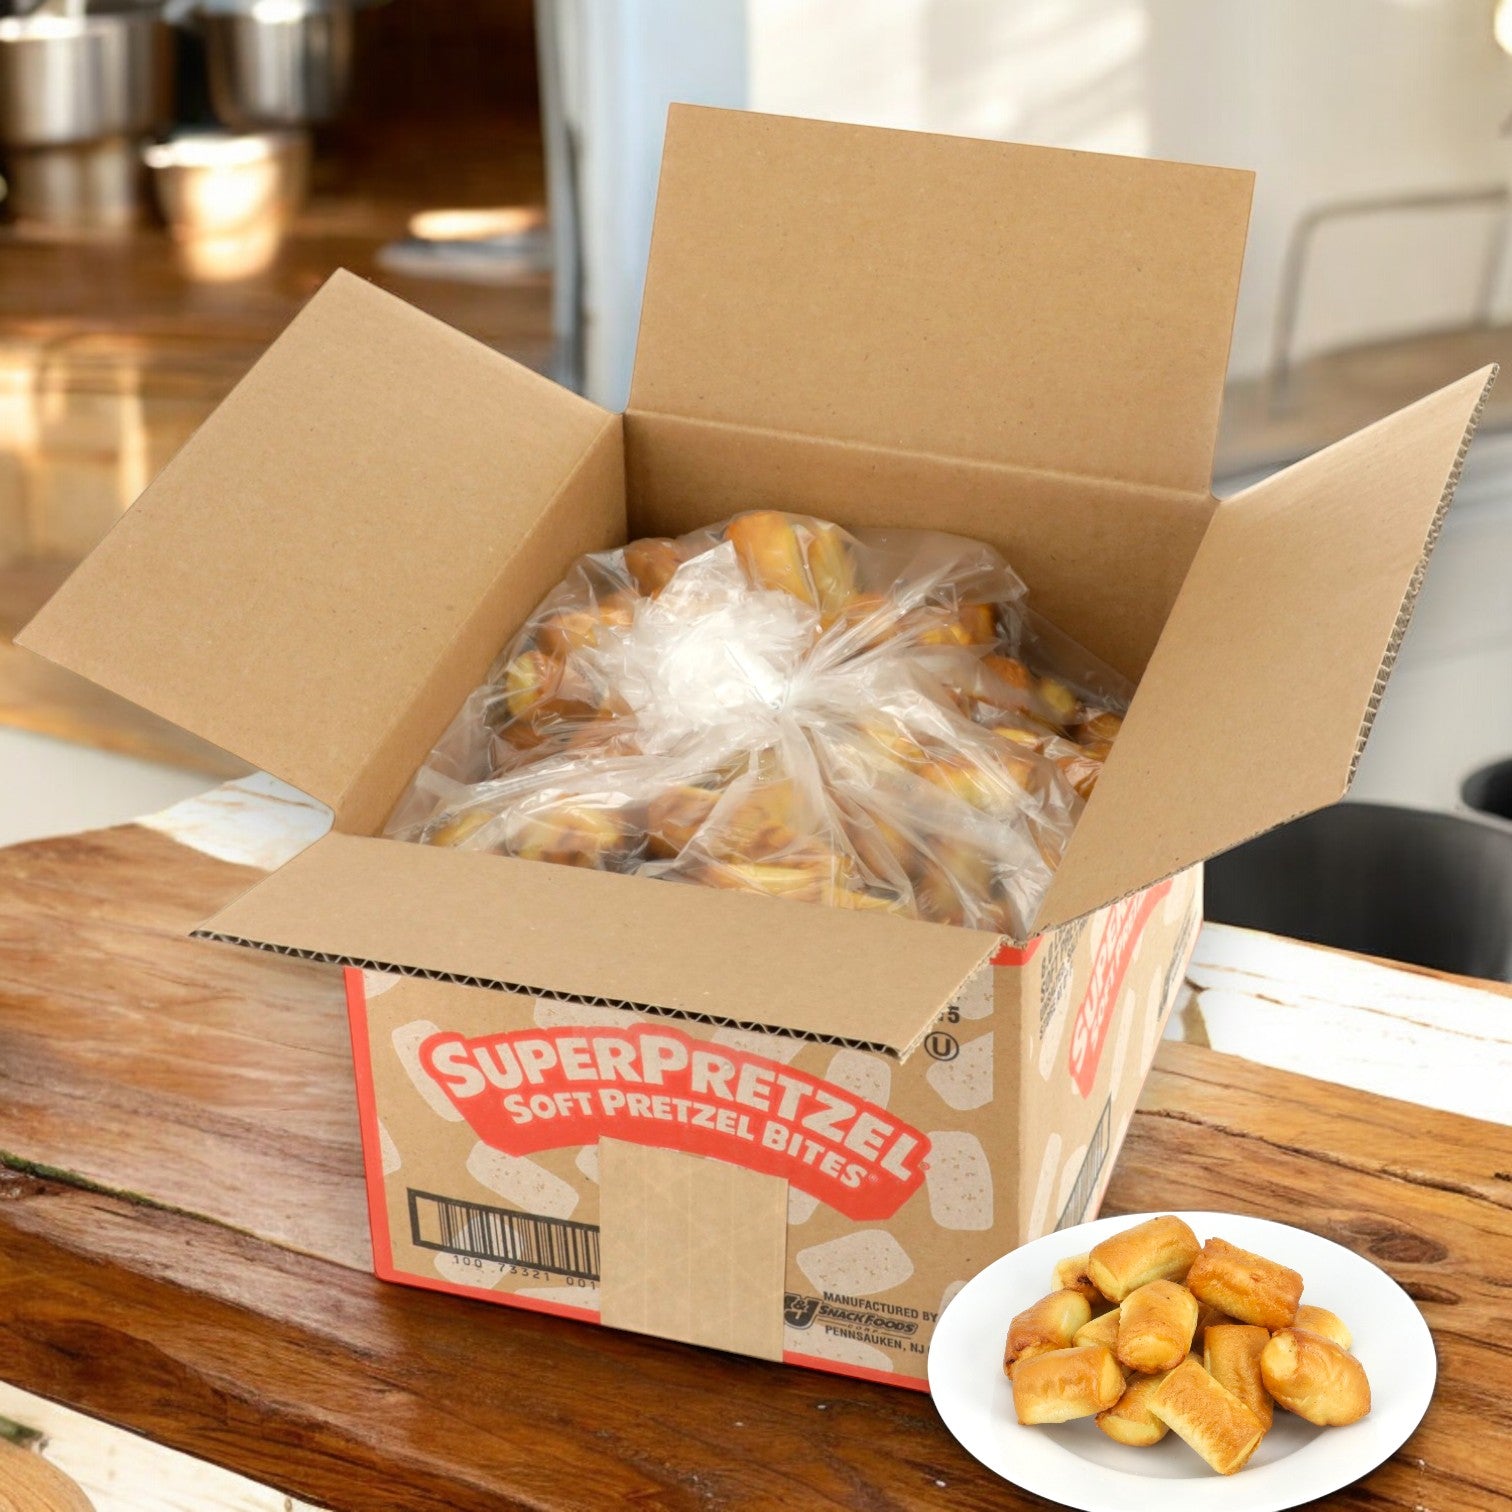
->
xmin=633 ymin=106 xmax=1253 ymax=492
xmin=626 ymin=410 xmax=1215 ymax=680
xmin=343 ymin=418 xmax=626 ymax=836
xmin=18 ymin=271 xmax=615 ymax=815
xmin=1036 ymin=366 xmax=1496 ymax=931
xmin=199 ymin=832 xmax=998 ymax=1053
xmin=598 ymin=1140 xmax=786 ymax=1361
xmin=1016 ymin=869 xmax=1200 ymax=1240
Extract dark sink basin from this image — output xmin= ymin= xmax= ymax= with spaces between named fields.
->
xmin=1463 ymin=757 xmax=1512 ymax=825
xmin=1204 ymin=801 xmax=1512 ymax=984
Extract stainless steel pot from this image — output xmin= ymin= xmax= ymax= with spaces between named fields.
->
xmin=197 ymin=0 xmax=353 ymax=130
xmin=0 ymin=1 xmax=168 ymax=230
xmin=0 ymin=2 xmax=168 ymax=149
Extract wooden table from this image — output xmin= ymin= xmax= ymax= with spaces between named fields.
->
xmin=0 ymin=811 xmax=1508 ymax=1511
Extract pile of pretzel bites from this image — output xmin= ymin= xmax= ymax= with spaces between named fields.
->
xmin=1004 ymin=1216 xmax=1371 ymax=1475
xmin=388 ymin=511 xmax=1131 ymax=935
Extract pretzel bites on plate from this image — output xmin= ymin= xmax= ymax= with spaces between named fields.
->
xmin=1001 ymin=1215 xmax=1373 ymax=1478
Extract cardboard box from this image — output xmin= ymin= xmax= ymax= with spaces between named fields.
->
xmin=19 ymin=107 xmax=1492 ymax=1389
xmin=345 ymin=867 xmax=1200 ymax=1387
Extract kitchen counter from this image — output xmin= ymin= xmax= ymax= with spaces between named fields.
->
xmin=0 ymin=779 xmax=1506 ymax=1511
xmin=0 ymin=117 xmax=555 ymax=776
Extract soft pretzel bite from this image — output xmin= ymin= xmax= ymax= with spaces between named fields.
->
xmin=1010 ymin=1345 xmax=1124 ymax=1425
xmin=425 ymin=808 xmax=494 ymax=848
xmin=645 ymin=785 xmax=721 ymax=858
xmin=804 ymin=520 xmax=859 ymax=618
xmin=1073 ymin=1307 xmax=1121 ymax=1352
xmin=1077 ymin=709 xmax=1124 ymax=744
xmin=1036 ymin=675 xmax=1080 ymax=728
xmin=1194 ymin=1299 xmax=1235 ymax=1337
xmin=1203 ymin=1323 xmax=1273 ymax=1432
xmin=1096 ymin=1361 xmax=1188 ymax=1447
xmin=1116 ymin=1280 xmax=1199 ymax=1374
xmin=1004 ymin=1289 xmax=1093 ymax=1369
xmin=1087 ymin=1215 xmax=1200 ymax=1302
xmin=1261 ymin=1329 xmax=1370 ymax=1426
xmin=535 ymin=594 xmax=635 ymax=657
xmin=1052 ymin=1252 xmax=1106 ymax=1307
xmin=726 ymin=512 xmax=814 ymax=604
xmin=1294 ymin=1305 xmax=1353 ymax=1352
xmin=1185 ymin=1237 xmax=1302 ymax=1330
xmin=1149 ymin=1357 xmax=1266 ymax=1475
xmin=506 ymin=802 xmax=630 ymax=870
xmin=623 ymin=536 xmax=686 ymax=597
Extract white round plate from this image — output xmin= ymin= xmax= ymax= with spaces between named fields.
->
xmin=928 ymin=1211 xmax=1435 ymax=1512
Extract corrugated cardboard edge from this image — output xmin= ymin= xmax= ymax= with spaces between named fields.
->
xmin=1349 ymin=363 xmax=1498 ymax=782
xmin=190 ymin=828 xmax=998 ymax=1059
xmin=192 ymin=929 xmax=993 ymax=1060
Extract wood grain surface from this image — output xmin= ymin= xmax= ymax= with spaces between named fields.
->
xmin=0 ymin=821 xmax=1508 ymax=1511
xmin=0 ymin=1440 xmax=93 ymax=1512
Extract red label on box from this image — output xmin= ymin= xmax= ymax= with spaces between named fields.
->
xmin=1067 ymin=880 xmax=1171 ymax=1097
xmin=419 ymin=1023 xmax=929 ymax=1221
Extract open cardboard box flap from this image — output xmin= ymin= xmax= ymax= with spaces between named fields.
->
xmin=1036 ymin=363 xmax=1497 ymax=930
xmin=17 ymin=271 xmax=622 ymax=820
xmin=12 ymin=106 xmax=1497 ymax=1051
xmin=632 ymin=105 xmax=1254 ymax=493
xmin=195 ymin=832 xmax=997 ymax=1057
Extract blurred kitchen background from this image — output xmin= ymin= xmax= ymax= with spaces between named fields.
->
xmin=4 ymin=8 xmax=1508 ymax=1504
xmin=2 ymin=0 xmax=1510 ymax=877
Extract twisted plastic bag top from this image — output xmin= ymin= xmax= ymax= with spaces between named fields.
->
xmin=385 ymin=511 xmax=1130 ymax=936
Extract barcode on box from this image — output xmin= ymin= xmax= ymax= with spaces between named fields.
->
xmin=408 ymin=1188 xmax=601 ymax=1280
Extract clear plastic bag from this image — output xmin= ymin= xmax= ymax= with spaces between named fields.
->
xmin=385 ymin=511 xmax=1130 ymax=936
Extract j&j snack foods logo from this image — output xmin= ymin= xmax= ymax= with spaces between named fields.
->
xmin=419 ymin=1024 xmax=930 ymax=1221
xmin=1067 ymin=879 xmax=1172 ymax=1097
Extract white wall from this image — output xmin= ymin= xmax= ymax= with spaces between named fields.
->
xmin=745 ymin=0 xmax=1512 ymax=381
xmin=552 ymin=0 xmax=748 ymax=409
xmin=749 ymin=0 xmax=1148 ymax=153
xmin=1144 ymin=0 xmax=1512 ymax=379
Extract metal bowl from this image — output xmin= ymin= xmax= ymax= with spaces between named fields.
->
xmin=0 ymin=2 xmax=168 ymax=149
xmin=144 ymin=127 xmax=310 ymax=278
xmin=197 ymin=0 xmax=354 ymax=130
